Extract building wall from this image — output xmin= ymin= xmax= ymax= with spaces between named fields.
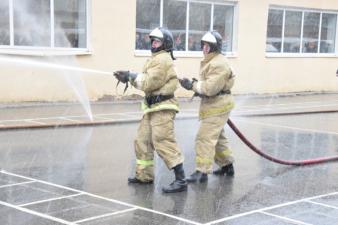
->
xmin=234 ymin=0 xmax=338 ymax=94
xmin=0 ymin=0 xmax=337 ymax=102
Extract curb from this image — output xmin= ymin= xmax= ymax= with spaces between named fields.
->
xmin=1 ymin=109 xmax=337 ymax=131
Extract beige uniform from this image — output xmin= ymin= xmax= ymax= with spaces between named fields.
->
xmin=130 ymin=50 xmax=183 ymax=182
xmin=192 ymin=52 xmax=235 ymax=174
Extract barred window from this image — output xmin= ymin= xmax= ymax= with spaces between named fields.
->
xmin=0 ymin=0 xmax=88 ymax=49
xmin=266 ymin=7 xmax=338 ymax=54
xmin=136 ymin=0 xmax=236 ymax=53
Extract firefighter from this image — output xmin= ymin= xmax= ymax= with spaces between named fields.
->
xmin=114 ymin=27 xmax=187 ymax=193
xmin=179 ymin=31 xmax=235 ymax=182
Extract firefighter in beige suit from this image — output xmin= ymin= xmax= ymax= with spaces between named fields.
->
xmin=180 ymin=31 xmax=235 ymax=182
xmin=114 ymin=27 xmax=187 ymax=193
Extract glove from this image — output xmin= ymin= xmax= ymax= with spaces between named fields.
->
xmin=114 ymin=70 xmax=130 ymax=83
xmin=179 ymin=78 xmax=198 ymax=90
xmin=179 ymin=78 xmax=193 ymax=90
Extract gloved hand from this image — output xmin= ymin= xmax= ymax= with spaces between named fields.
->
xmin=179 ymin=78 xmax=193 ymax=90
xmin=114 ymin=70 xmax=130 ymax=83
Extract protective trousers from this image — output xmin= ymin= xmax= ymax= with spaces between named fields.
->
xmin=195 ymin=112 xmax=234 ymax=174
xmin=134 ymin=110 xmax=184 ymax=182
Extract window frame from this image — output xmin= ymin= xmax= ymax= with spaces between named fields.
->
xmin=0 ymin=0 xmax=91 ymax=56
xmin=134 ymin=0 xmax=238 ymax=58
xmin=266 ymin=5 xmax=338 ymax=58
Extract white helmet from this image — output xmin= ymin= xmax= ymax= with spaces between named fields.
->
xmin=201 ymin=31 xmax=223 ymax=53
xmin=149 ymin=27 xmax=175 ymax=59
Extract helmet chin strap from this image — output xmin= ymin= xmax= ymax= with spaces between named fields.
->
xmin=151 ymin=46 xmax=164 ymax=53
xmin=169 ymin=50 xmax=176 ymax=60
xmin=150 ymin=38 xmax=164 ymax=53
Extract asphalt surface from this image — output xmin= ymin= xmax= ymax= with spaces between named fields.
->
xmin=1 ymin=93 xmax=338 ymax=225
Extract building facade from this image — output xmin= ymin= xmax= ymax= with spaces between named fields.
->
xmin=0 ymin=0 xmax=337 ymax=102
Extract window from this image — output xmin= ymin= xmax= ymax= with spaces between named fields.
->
xmin=0 ymin=0 xmax=88 ymax=49
xmin=302 ymin=12 xmax=320 ymax=53
xmin=321 ymin=13 xmax=337 ymax=53
xmin=54 ymin=0 xmax=87 ymax=48
xmin=136 ymin=0 xmax=236 ymax=53
xmin=136 ymin=0 xmax=160 ymax=50
xmin=266 ymin=7 xmax=338 ymax=54
xmin=0 ymin=0 xmax=10 ymax=45
xmin=188 ymin=2 xmax=211 ymax=51
xmin=283 ymin=11 xmax=302 ymax=53
xmin=266 ymin=9 xmax=283 ymax=52
xmin=163 ymin=0 xmax=187 ymax=51
xmin=214 ymin=5 xmax=233 ymax=52
xmin=13 ymin=0 xmax=51 ymax=47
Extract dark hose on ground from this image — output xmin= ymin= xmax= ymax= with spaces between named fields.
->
xmin=227 ymin=118 xmax=338 ymax=166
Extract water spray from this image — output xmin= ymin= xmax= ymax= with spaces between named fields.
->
xmin=0 ymin=56 xmax=116 ymax=121
xmin=0 ymin=56 xmax=114 ymax=76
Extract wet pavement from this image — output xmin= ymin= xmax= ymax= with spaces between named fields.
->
xmin=1 ymin=93 xmax=338 ymax=224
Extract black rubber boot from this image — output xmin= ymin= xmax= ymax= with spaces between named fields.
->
xmin=185 ymin=171 xmax=208 ymax=183
xmin=162 ymin=164 xmax=187 ymax=193
xmin=213 ymin=163 xmax=234 ymax=176
xmin=128 ymin=177 xmax=153 ymax=184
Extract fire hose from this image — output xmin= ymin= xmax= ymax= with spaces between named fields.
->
xmin=227 ymin=118 xmax=338 ymax=166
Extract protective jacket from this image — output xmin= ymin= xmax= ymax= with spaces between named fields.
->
xmin=130 ymin=50 xmax=183 ymax=182
xmin=131 ymin=50 xmax=179 ymax=114
xmin=192 ymin=52 xmax=235 ymax=119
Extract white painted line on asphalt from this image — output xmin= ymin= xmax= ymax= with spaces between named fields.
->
xmin=237 ymin=99 xmax=338 ymax=109
xmin=234 ymin=118 xmax=338 ymax=135
xmin=0 ymin=112 xmax=142 ymax=124
xmin=0 ymin=117 xmax=58 ymax=123
xmin=97 ymin=113 xmax=140 ymax=119
xmin=305 ymin=200 xmax=338 ymax=210
xmin=1 ymin=171 xmax=84 ymax=193
xmin=1 ymin=170 xmax=202 ymax=225
xmin=259 ymin=211 xmax=313 ymax=225
xmin=0 ymin=181 xmax=35 ymax=189
xmin=205 ymin=192 xmax=338 ymax=225
xmin=93 ymin=115 xmax=116 ymax=120
xmin=0 ymin=99 xmax=336 ymax=125
xmin=94 ymin=113 xmax=136 ymax=116
xmin=24 ymin=120 xmax=46 ymax=125
xmin=0 ymin=200 xmax=77 ymax=225
xmin=60 ymin=117 xmax=82 ymax=123
xmin=83 ymin=112 xmax=141 ymax=118
xmin=19 ymin=193 xmax=84 ymax=207
xmin=68 ymin=192 xmax=202 ymax=225
xmin=73 ymin=207 xmax=138 ymax=224
xmin=238 ymin=102 xmax=338 ymax=111
xmin=1 ymin=172 xmax=338 ymax=225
